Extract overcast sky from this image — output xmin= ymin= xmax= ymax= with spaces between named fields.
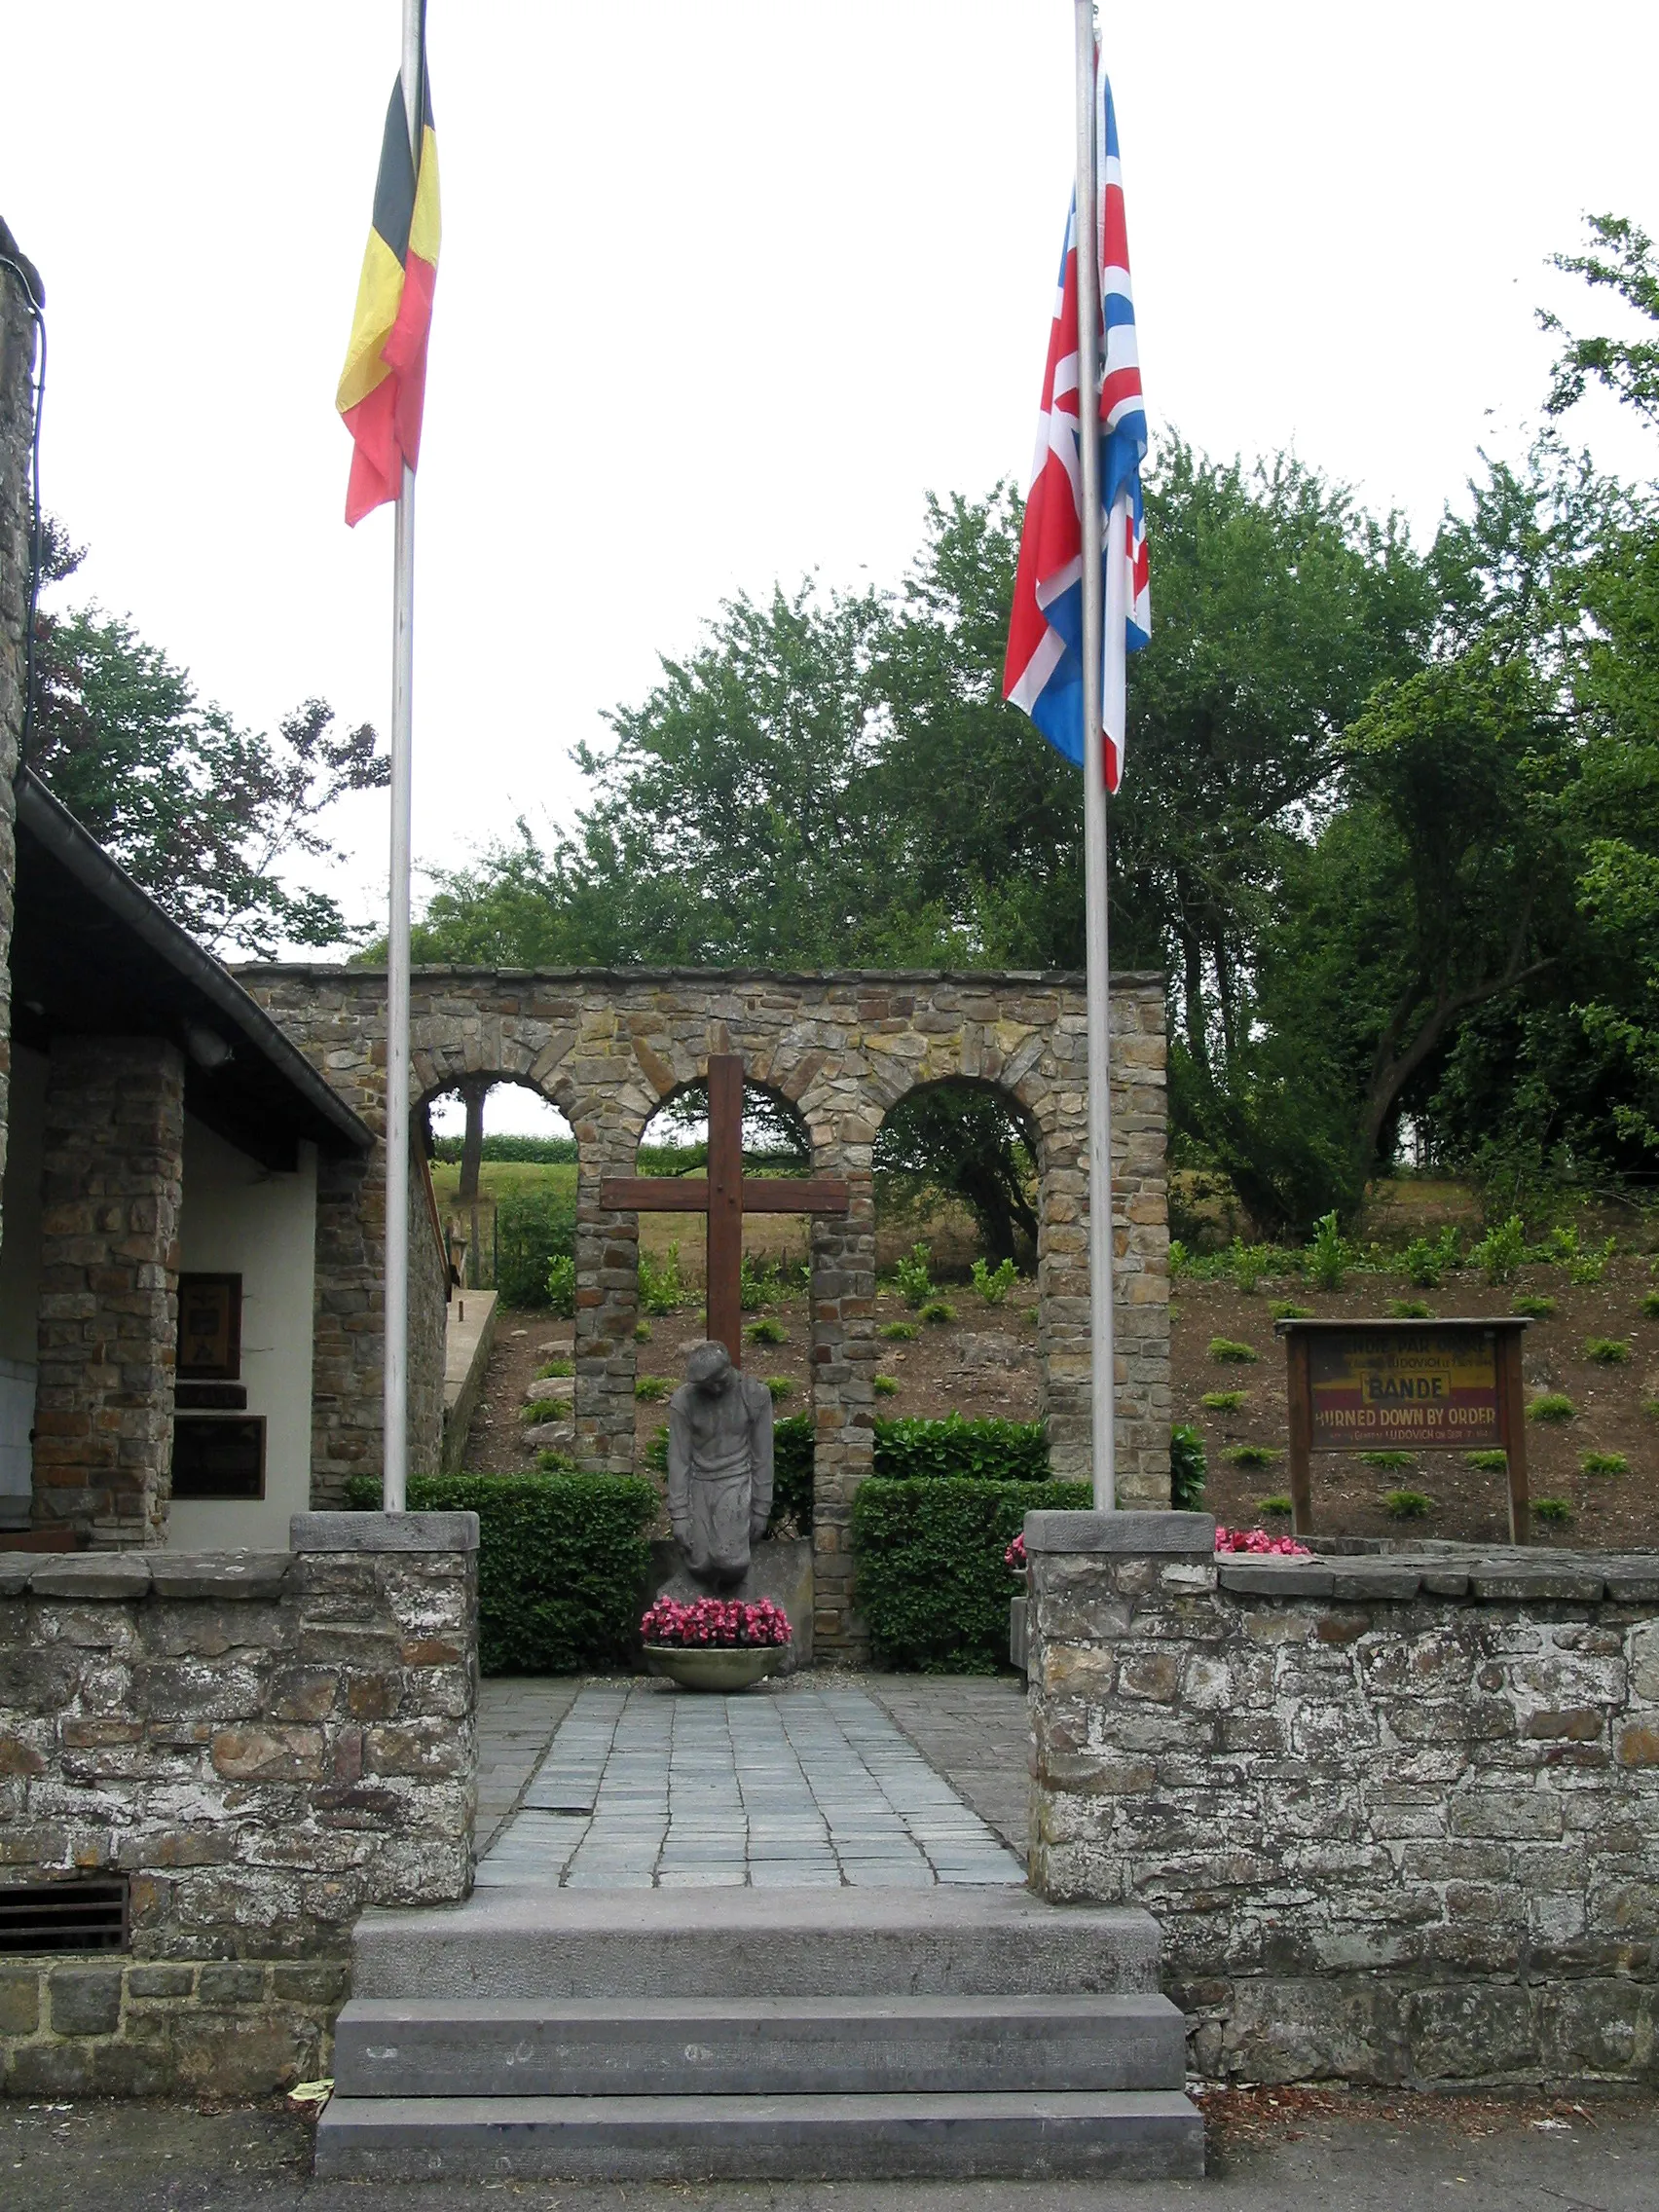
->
xmin=5 ymin=0 xmax=1656 ymax=1003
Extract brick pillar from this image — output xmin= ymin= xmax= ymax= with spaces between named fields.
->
xmin=809 ymin=1166 xmax=876 ymax=1658
xmin=32 ymin=1037 xmax=184 ymax=1547
xmin=572 ymin=1123 xmax=639 ymax=1476
xmin=0 ymin=223 xmax=44 ymax=1235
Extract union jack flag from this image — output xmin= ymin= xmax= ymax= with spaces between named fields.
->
xmin=1004 ymin=65 xmax=1149 ymax=790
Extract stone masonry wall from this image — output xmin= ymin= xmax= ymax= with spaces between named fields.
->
xmin=32 ymin=1038 xmax=184 ymax=1548
xmin=1024 ymin=1512 xmax=1659 ymax=2091
xmin=238 ymin=966 xmax=1170 ymax=1655
xmin=0 ymin=1512 xmax=477 ymax=2096
xmin=0 ymin=220 xmax=45 ymax=1237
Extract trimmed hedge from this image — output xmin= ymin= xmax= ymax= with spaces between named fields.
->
xmin=851 ymin=1475 xmax=1089 ymax=1673
xmin=872 ymin=1414 xmax=1049 ymax=1483
xmin=345 ymin=1470 xmax=654 ymax=1676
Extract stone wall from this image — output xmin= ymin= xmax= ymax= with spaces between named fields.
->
xmin=32 ymin=1038 xmax=184 ymax=1547
xmin=239 ymin=965 xmax=1170 ymax=1655
xmin=0 ymin=1512 xmax=477 ymax=2094
xmin=0 ymin=220 xmax=44 ymax=1235
xmin=1024 ymin=1512 xmax=1659 ymax=2091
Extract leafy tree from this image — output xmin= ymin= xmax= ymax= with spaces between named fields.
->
xmin=874 ymin=1085 xmax=1039 ymax=1269
xmin=31 ymin=527 xmax=386 ymax=954
xmin=1540 ymin=213 xmax=1659 ymax=435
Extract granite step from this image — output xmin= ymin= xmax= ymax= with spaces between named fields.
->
xmin=332 ymin=1991 xmax=1187 ymax=2098
xmin=313 ymin=2088 xmax=1204 ymax=2183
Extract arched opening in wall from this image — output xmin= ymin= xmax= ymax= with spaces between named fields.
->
xmin=424 ymin=1078 xmax=576 ymax=1307
xmin=631 ymin=1078 xmax=817 ymax=1533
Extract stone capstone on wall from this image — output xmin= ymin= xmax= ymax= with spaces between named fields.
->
xmin=1024 ymin=1513 xmax=1659 ymax=2091
xmin=0 ymin=1512 xmax=478 ymax=2095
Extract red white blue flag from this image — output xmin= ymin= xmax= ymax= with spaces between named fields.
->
xmin=1004 ymin=66 xmax=1149 ymax=790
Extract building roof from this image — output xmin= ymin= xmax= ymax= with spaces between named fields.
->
xmin=9 ymin=772 xmax=372 ymax=1165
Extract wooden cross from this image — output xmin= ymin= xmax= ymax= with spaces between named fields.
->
xmin=601 ymin=1053 xmax=849 ymax=1365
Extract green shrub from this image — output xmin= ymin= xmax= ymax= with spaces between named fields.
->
xmin=764 ymin=1376 xmax=794 ymax=1402
xmin=1641 ymin=1290 xmax=1659 ymax=1319
xmin=1532 ymin=1496 xmax=1573 ymax=1524
xmin=644 ymin=1424 xmax=668 ymax=1471
xmin=1225 ymin=1443 xmax=1279 ymax=1469
xmin=1464 ymin=1449 xmax=1510 ymax=1472
xmin=1208 ymin=1337 xmax=1260 ymax=1364
xmin=1023 ymin=1306 xmax=1040 ymax=1325
xmin=919 ymin=1299 xmax=957 ymax=1326
xmin=495 ymin=1185 xmax=577 ymax=1309
xmin=639 ymin=1243 xmax=683 ymax=1315
xmin=1201 ymin=1389 xmax=1246 ymax=1411
xmin=1401 ymin=1226 xmax=1460 ymax=1288
xmin=1386 ymin=1299 xmax=1435 ymax=1320
xmin=746 ymin=1317 xmax=788 ymax=1346
xmin=1258 ymin=1493 xmax=1293 ymax=1516
xmin=1229 ymin=1240 xmax=1275 ymax=1295
xmin=521 ymin=1396 xmax=571 ymax=1424
xmin=1269 ymin=1301 xmax=1313 ymax=1321
xmin=431 ymin=1133 xmax=578 ymax=1165
xmin=1567 ymin=1236 xmax=1616 ymax=1285
xmin=740 ymin=1251 xmax=805 ymax=1310
xmin=878 ymin=1321 xmax=919 ymax=1343
xmin=1584 ymin=1337 xmax=1631 ymax=1364
xmin=1470 ymin=1214 xmax=1527 ymax=1285
xmin=634 ymin=1375 xmax=668 ymax=1403
xmin=344 ymin=1470 xmax=654 ymax=1674
xmin=1644 ymin=1398 xmax=1659 ymax=1421
xmin=1580 ymin=1450 xmax=1629 ymax=1477
xmin=873 ymin=1374 xmax=900 ymax=1397
xmin=896 ymin=1242 xmax=934 ymax=1309
xmin=633 ymin=1320 xmax=652 ymax=1344
xmin=872 ymin=1414 xmax=1049 ymax=1484
xmin=770 ymin=1413 xmax=814 ymax=1532
xmin=535 ymin=1357 xmax=573 ymax=1380
xmin=1360 ymin=1450 xmax=1418 ymax=1469
xmin=1170 ymin=1422 xmax=1206 ymax=1511
xmin=1529 ymin=1392 xmax=1575 ymax=1423
xmin=1304 ymin=1211 xmax=1354 ymax=1291
xmin=851 ymin=1476 xmax=1090 ymax=1672
xmin=1382 ymin=1489 xmax=1434 ymax=1519
xmin=545 ymin=1255 xmax=575 ymax=1318
xmin=970 ymin=1257 xmax=1018 ymax=1306
xmin=1512 ymin=1294 xmax=1557 ymax=1319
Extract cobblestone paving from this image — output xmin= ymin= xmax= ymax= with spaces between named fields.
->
xmin=477 ymin=1678 xmax=1025 ymax=1890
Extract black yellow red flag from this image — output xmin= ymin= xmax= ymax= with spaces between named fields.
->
xmin=337 ymin=59 xmax=439 ymax=526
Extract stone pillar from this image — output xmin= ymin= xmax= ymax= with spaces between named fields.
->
xmin=809 ymin=1166 xmax=876 ymax=1658
xmin=0 ymin=222 xmax=44 ymax=1235
xmin=571 ymin=1129 xmax=639 ymax=1476
xmin=32 ymin=1037 xmax=185 ymax=1547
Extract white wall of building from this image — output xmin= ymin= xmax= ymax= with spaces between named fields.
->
xmin=166 ymin=1119 xmax=317 ymax=1551
xmin=0 ymin=1044 xmax=47 ymax=1525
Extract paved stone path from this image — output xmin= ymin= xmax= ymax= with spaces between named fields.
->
xmin=476 ymin=1677 xmax=1025 ymax=1891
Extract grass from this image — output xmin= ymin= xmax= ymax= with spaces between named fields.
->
xmin=1580 ymin=1450 xmax=1629 ymax=1477
xmin=1201 ymin=1390 xmax=1247 ymax=1412
xmin=1512 ymin=1295 xmax=1557 ymax=1319
xmin=878 ymin=1321 xmax=920 ymax=1343
xmin=746 ymin=1318 xmax=789 ymax=1346
xmin=1208 ymin=1338 xmax=1260 ymax=1364
xmin=1583 ymin=1337 xmax=1632 ymax=1365
xmin=1225 ymin=1444 xmax=1280 ymax=1468
xmin=522 ymin=1396 xmax=571 ymax=1424
xmin=764 ymin=1376 xmax=794 ymax=1402
xmin=1641 ymin=1289 xmax=1659 ymax=1319
xmin=1532 ymin=1496 xmax=1574 ymax=1524
xmin=535 ymin=1357 xmax=574 ymax=1380
xmin=1385 ymin=1299 xmax=1435 ymax=1320
xmin=1268 ymin=1301 xmax=1312 ymax=1321
xmin=1529 ymin=1392 xmax=1576 ymax=1423
xmin=1381 ymin=1489 xmax=1434 ymax=1519
xmin=1258 ymin=1494 xmax=1294 ymax=1517
xmin=1359 ymin=1450 xmax=1418 ymax=1469
xmin=1464 ymin=1449 xmax=1510 ymax=1472
xmin=633 ymin=1376 xmax=669 ymax=1403
xmin=919 ymin=1300 xmax=957 ymax=1325
xmin=872 ymin=1374 xmax=900 ymax=1397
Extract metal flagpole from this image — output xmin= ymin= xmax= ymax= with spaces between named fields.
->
xmin=1074 ymin=0 xmax=1115 ymax=1512
xmin=382 ymin=0 xmax=424 ymax=1514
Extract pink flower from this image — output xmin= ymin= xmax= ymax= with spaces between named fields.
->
xmin=1214 ymin=1528 xmax=1311 ymax=1558
xmin=1004 ymin=1533 xmax=1028 ymax=1573
xmin=641 ymin=1592 xmax=793 ymax=1648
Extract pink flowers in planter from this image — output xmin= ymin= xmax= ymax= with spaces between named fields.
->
xmin=1004 ymin=1533 xmax=1027 ymax=1573
xmin=641 ymin=1596 xmax=793 ymax=1649
xmin=1214 ymin=1528 xmax=1312 ymax=1557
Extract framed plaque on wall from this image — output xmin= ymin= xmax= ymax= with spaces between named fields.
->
xmin=177 ymin=1274 xmax=242 ymax=1381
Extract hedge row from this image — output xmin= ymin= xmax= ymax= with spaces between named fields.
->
xmin=345 ymin=1470 xmax=654 ymax=1676
xmin=872 ymin=1414 xmax=1048 ymax=1483
xmin=851 ymin=1476 xmax=1090 ymax=1674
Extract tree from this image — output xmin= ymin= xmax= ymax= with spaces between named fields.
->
xmin=1540 ymin=213 xmax=1659 ymax=436
xmin=31 ymin=528 xmax=387 ymax=955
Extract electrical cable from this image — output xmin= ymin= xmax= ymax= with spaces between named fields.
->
xmin=0 ymin=252 xmax=47 ymax=768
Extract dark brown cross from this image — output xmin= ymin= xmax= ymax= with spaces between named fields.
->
xmin=601 ymin=1053 xmax=849 ymax=1365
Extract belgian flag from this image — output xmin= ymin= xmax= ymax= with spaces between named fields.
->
xmin=337 ymin=56 xmax=440 ymax=526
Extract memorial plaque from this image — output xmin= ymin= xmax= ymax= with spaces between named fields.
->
xmin=170 ymin=1415 xmax=265 ymax=1500
xmin=1307 ymin=1326 xmax=1500 ymax=1451
xmin=177 ymin=1274 xmax=242 ymax=1381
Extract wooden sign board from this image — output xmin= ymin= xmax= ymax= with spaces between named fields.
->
xmin=1275 ymin=1317 xmax=1530 ymax=1546
xmin=170 ymin=1415 xmax=266 ymax=1501
xmin=177 ymin=1274 xmax=241 ymax=1382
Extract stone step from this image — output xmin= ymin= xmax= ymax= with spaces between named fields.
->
xmin=350 ymin=1882 xmax=1163 ymax=2001
xmin=333 ymin=1991 xmax=1187 ymax=2098
xmin=313 ymin=2088 xmax=1205 ymax=2183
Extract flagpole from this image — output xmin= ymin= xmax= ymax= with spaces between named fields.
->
xmin=1073 ymin=0 xmax=1115 ymax=1513
xmin=383 ymin=0 xmax=424 ymax=1515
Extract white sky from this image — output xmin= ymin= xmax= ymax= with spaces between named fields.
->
xmin=6 ymin=2 xmax=1657 ymax=1123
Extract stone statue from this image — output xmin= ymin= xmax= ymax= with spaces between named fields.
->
xmin=666 ymin=1340 xmax=774 ymax=1589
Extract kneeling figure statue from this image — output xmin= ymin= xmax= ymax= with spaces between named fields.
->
xmin=666 ymin=1340 xmax=775 ymax=1589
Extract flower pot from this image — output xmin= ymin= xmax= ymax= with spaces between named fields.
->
xmin=644 ymin=1644 xmax=785 ymax=1692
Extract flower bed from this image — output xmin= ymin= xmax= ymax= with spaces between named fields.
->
xmin=1214 ymin=1527 xmax=1312 ymax=1557
xmin=640 ymin=1596 xmax=793 ymax=1648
